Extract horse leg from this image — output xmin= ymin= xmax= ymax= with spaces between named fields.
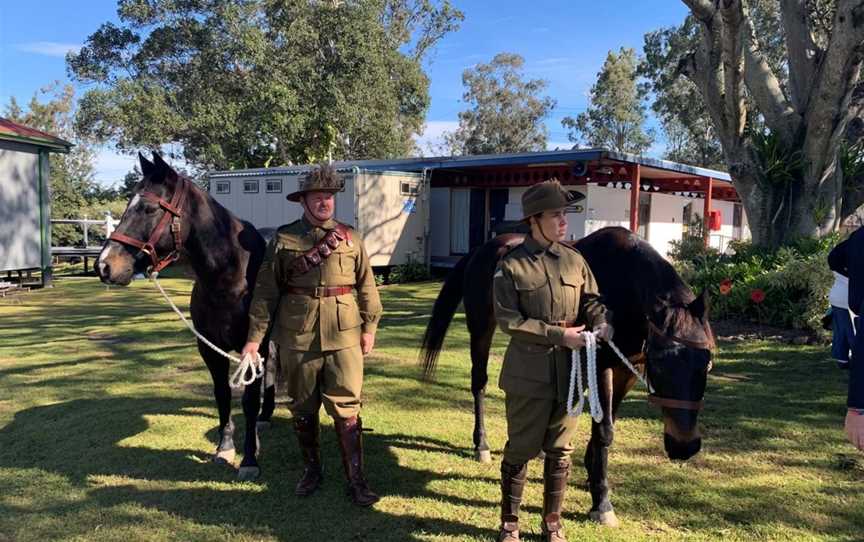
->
xmin=584 ymin=365 xmax=635 ymax=527
xmin=470 ymin=324 xmax=495 ymax=463
xmin=238 ymin=375 xmax=263 ymax=481
xmin=199 ymin=341 xmax=235 ymax=465
xmin=257 ymin=341 xmax=277 ymax=431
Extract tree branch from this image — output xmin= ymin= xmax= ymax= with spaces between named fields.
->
xmin=682 ymin=0 xmax=717 ymax=22
xmin=742 ymin=14 xmax=801 ymax=143
xmin=718 ymin=0 xmax=747 ymax=143
xmin=780 ymin=0 xmax=820 ymax=112
xmin=804 ymin=0 xmax=864 ymax=173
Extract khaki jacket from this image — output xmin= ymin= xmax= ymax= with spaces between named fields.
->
xmin=247 ymin=217 xmax=382 ymax=352
xmin=493 ymin=235 xmax=607 ymax=400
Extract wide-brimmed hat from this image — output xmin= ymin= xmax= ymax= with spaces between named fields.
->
xmin=521 ymin=179 xmax=581 ymax=219
xmin=286 ymin=164 xmax=345 ymax=202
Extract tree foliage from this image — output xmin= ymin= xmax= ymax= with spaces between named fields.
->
xmin=68 ymin=0 xmax=463 ymax=170
xmin=441 ymin=53 xmax=555 ymax=155
xmin=563 ymin=48 xmax=654 ymax=154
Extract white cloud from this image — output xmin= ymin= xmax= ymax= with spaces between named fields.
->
xmin=413 ymin=120 xmax=459 ymax=156
xmin=16 ymin=41 xmax=82 ymax=58
xmin=546 ymin=141 xmax=575 ymax=151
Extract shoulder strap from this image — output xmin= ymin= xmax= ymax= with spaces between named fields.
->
xmin=288 ymin=224 xmax=352 ymax=276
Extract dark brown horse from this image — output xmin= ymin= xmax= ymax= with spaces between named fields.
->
xmin=97 ymin=153 xmax=275 ymax=480
xmin=420 ymin=227 xmax=713 ymax=524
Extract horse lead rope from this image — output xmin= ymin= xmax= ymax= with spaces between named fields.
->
xmin=150 ymin=274 xmax=264 ymax=389
xmin=567 ymin=331 xmax=651 ymax=422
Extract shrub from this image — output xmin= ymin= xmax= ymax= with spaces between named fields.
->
xmin=674 ymin=235 xmax=839 ymax=333
xmin=386 ymin=255 xmax=430 ymax=284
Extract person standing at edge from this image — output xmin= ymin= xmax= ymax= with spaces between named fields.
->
xmin=241 ymin=164 xmax=383 ymax=506
xmin=827 ymin=230 xmax=864 ymax=451
xmin=493 ymin=180 xmax=612 ymax=542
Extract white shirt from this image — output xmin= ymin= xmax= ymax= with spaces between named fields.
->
xmin=829 ymin=271 xmax=850 ymax=309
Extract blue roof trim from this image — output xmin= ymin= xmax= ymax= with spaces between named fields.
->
xmin=209 ymin=148 xmax=732 ymax=182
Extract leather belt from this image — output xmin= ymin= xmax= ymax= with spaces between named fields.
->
xmin=549 ymin=320 xmax=581 ymax=328
xmin=284 ymin=286 xmax=353 ymax=298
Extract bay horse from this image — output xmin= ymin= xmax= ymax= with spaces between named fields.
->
xmin=420 ymin=227 xmax=713 ymax=525
xmin=97 ymin=152 xmax=275 ymax=480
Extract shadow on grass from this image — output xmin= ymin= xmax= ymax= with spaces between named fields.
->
xmin=0 ymin=397 xmax=496 ymax=541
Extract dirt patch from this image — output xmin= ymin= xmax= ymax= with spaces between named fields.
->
xmin=711 ymin=319 xmax=828 ymax=345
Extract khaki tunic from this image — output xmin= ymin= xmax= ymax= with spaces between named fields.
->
xmin=493 ymin=235 xmax=607 ymax=463
xmin=247 ymin=217 xmax=382 ymax=417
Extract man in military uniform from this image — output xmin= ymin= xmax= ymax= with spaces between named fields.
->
xmin=241 ymin=164 xmax=382 ymax=506
xmin=493 ymin=180 xmax=611 ymax=542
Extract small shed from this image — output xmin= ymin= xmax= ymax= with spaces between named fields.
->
xmin=0 ymin=118 xmax=72 ymax=287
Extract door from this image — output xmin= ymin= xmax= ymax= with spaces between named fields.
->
xmin=488 ymin=189 xmax=509 ymax=238
xmin=450 ymin=188 xmax=470 ymax=254
xmin=469 ymin=188 xmax=486 ymax=250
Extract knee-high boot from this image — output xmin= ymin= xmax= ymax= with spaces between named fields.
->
xmin=293 ymin=414 xmax=323 ymax=496
xmin=334 ymin=416 xmax=379 ymax=506
xmin=499 ymin=460 xmax=528 ymax=541
xmin=541 ymin=456 xmax=570 ymax=542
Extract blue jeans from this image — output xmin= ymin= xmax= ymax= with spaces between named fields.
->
xmin=832 ymin=306 xmax=854 ymax=363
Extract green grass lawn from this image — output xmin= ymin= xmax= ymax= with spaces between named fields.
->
xmin=0 ymin=278 xmax=861 ymax=541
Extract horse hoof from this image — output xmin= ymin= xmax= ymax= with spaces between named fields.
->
xmin=213 ymin=448 xmax=236 ymax=466
xmin=474 ymin=449 xmax=492 ymax=463
xmin=257 ymin=420 xmax=272 ymax=432
xmin=237 ymin=465 xmax=261 ymax=481
xmin=588 ymin=510 xmax=620 ymax=527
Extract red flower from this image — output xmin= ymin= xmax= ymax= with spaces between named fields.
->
xmin=750 ymin=288 xmax=766 ymax=304
xmin=719 ymin=278 xmax=733 ymax=296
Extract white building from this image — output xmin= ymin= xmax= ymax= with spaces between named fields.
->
xmin=209 ymin=149 xmax=746 ymax=268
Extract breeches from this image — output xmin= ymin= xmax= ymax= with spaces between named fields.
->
xmin=503 ymin=393 xmax=579 ymax=465
xmin=279 ymin=345 xmax=364 ymax=419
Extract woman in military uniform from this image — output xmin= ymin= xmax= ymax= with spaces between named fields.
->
xmin=241 ymin=165 xmax=382 ymax=506
xmin=493 ymin=180 xmax=611 ymax=542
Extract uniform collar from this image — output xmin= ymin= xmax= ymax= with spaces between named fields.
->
xmin=524 ymin=234 xmax=561 ymax=258
xmin=301 ymin=215 xmax=337 ymax=233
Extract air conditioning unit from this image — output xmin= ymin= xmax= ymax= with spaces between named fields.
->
xmin=571 ymin=161 xmax=588 ymax=177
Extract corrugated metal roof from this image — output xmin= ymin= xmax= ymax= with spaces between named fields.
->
xmin=209 ymin=148 xmax=732 ymax=182
xmin=0 ymin=118 xmax=73 ymax=152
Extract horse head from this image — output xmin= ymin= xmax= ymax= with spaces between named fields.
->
xmin=97 ymin=152 xmax=191 ymax=285
xmin=645 ymin=290 xmax=714 ymax=461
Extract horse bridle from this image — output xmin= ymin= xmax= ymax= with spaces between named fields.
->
xmin=639 ymin=319 xmax=714 ymax=412
xmin=109 ymin=177 xmax=190 ymax=274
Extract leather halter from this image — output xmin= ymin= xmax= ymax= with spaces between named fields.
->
xmin=109 ymin=177 xmax=189 ymax=274
xmin=640 ymin=319 xmax=712 ymax=412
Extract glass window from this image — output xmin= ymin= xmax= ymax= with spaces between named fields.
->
xmin=214 ymin=181 xmax=230 ymax=194
xmin=266 ymin=179 xmax=282 ymax=193
xmin=243 ymin=180 xmax=259 ymax=193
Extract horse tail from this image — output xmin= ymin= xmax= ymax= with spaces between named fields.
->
xmin=419 ymin=252 xmax=471 ymax=380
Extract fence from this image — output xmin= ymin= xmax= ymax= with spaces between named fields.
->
xmin=51 ymin=213 xmax=120 ymax=272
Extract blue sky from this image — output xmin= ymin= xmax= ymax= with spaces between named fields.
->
xmin=0 ymin=1 xmax=691 ymax=187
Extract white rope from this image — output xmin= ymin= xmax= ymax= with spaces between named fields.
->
xmin=150 ymin=274 xmax=264 ymax=389
xmin=567 ymin=331 xmax=651 ymax=422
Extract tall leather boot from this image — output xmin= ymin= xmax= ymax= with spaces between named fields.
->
xmin=498 ymin=460 xmax=528 ymax=541
xmin=293 ymin=414 xmax=323 ymax=496
xmin=334 ymin=416 xmax=380 ymax=506
xmin=541 ymin=456 xmax=570 ymax=542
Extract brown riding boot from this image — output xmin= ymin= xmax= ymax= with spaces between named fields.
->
xmin=540 ymin=456 xmax=570 ymax=542
xmin=334 ymin=416 xmax=380 ymax=507
xmin=498 ymin=460 xmax=527 ymax=541
xmin=293 ymin=414 xmax=323 ymax=496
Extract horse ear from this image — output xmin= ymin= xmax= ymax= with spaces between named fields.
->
xmin=139 ymin=152 xmax=156 ymax=177
xmin=689 ymin=290 xmax=709 ymax=320
xmin=152 ymin=152 xmax=177 ymax=181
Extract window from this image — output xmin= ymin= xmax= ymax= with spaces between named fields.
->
xmin=243 ymin=180 xmax=259 ymax=193
xmin=266 ymin=179 xmax=282 ymax=193
xmin=214 ymin=181 xmax=230 ymax=194
xmin=400 ymin=181 xmax=419 ymax=196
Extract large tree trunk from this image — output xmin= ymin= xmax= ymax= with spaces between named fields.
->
xmin=680 ymin=0 xmax=864 ymax=247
